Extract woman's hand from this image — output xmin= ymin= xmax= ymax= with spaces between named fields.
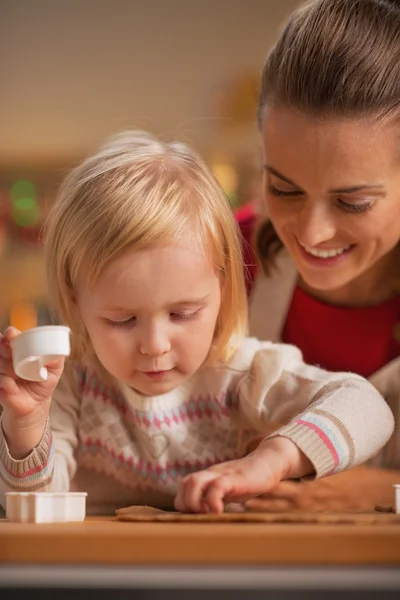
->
xmin=244 ymin=466 xmax=399 ymax=512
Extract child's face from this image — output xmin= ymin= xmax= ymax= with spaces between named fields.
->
xmin=76 ymin=241 xmax=222 ymax=395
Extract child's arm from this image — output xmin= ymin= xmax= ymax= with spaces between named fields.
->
xmin=235 ymin=341 xmax=394 ymax=477
xmin=175 ymin=339 xmax=394 ymax=513
xmin=0 ymin=329 xmax=80 ymax=508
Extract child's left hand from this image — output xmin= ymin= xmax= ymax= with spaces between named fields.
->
xmin=174 ymin=436 xmax=313 ymax=513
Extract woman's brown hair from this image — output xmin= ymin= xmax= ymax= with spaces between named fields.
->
xmin=257 ymin=0 xmax=400 ymax=273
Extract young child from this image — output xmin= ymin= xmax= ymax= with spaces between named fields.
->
xmin=0 ymin=131 xmax=394 ymax=515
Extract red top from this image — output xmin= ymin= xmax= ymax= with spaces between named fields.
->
xmin=235 ymin=205 xmax=400 ymax=377
xmin=282 ymin=286 xmax=400 ymax=378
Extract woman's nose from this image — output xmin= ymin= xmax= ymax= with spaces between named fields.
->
xmin=296 ymin=203 xmax=337 ymax=248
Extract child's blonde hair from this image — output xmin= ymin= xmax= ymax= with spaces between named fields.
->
xmin=44 ymin=131 xmax=248 ymax=366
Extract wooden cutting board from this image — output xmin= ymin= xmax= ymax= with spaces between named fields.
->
xmin=115 ymin=505 xmax=400 ymax=525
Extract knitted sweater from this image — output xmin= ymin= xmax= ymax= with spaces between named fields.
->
xmin=0 ymin=338 xmax=394 ymax=514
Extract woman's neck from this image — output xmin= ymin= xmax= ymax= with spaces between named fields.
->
xmin=299 ymin=246 xmax=400 ymax=308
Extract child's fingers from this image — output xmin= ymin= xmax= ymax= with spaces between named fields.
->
xmin=0 ymin=357 xmax=17 ymax=379
xmin=174 ymin=473 xmax=203 ymax=512
xmin=0 ymin=327 xmax=21 ymax=361
xmin=45 ymin=357 xmax=65 ymax=375
xmin=176 ymin=453 xmax=285 ymax=513
xmin=202 ymin=473 xmax=257 ymax=513
xmin=175 ymin=471 xmax=216 ymax=513
xmin=202 ymin=474 xmax=234 ymax=514
xmin=0 ymin=335 xmax=12 ymax=360
xmin=3 ymin=327 xmax=21 ymax=343
xmin=0 ymin=374 xmax=19 ymax=396
xmin=203 ymin=458 xmax=281 ymax=512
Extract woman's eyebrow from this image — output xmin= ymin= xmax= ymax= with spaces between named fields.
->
xmin=264 ymin=165 xmax=301 ymax=188
xmin=265 ymin=165 xmax=385 ymax=194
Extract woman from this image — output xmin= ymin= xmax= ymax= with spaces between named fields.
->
xmin=240 ymin=0 xmax=400 ymax=511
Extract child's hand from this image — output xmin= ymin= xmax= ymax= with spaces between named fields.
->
xmin=174 ymin=436 xmax=313 ymax=513
xmin=0 ymin=327 xmax=65 ymax=458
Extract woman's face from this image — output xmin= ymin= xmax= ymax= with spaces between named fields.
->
xmin=261 ymin=108 xmax=400 ymax=298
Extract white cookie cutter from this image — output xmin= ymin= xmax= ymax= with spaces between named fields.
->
xmin=394 ymin=485 xmax=400 ymax=514
xmin=10 ymin=325 xmax=71 ymax=382
xmin=6 ymin=492 xmax=87 ymax=523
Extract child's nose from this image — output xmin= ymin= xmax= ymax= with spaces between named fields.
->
xmin=139 ymin=325 xmax=171 ymax=357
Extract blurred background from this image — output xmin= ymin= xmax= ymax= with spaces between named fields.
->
xmin=0 ymin=0 xmax=300 ymax=331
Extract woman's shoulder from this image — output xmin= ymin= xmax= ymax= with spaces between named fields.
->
xmin=248 ymin=249 xmax=298 ymax=341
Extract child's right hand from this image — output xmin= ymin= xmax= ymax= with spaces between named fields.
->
xmin=0 ymin=327 xmax=65 ymax=458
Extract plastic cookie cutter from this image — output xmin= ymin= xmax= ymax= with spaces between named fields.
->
xmin=5 ymin=492 xmax=87 ymax=523
xmin=10 ymin=325 xmax=71 ymax=382
xmin=394 ymin=485 xmax=400 ymax=514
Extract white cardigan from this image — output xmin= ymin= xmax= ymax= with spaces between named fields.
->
xmin=249 ymin=250 xmax=400 ymax=469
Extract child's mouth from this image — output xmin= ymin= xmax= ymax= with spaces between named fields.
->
xmin=142 ymin=369 xmax=173 ymax=380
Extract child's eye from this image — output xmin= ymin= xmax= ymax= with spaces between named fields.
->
xmin=106 ymin=317 xmax=136 ymax=328
xmin=170 ymin=312 xmax=198 ymax=322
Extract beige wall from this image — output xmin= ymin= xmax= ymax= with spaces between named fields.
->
xmin=1 ymin=0 xmax=300 ymax=164
xmin=1 ymin=0 xmax=302 ymax=323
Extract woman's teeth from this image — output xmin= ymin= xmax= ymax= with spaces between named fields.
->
xmin=304 ymin=245 xmax=351 ymax=258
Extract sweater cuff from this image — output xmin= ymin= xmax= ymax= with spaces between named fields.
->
xmin=269 ymin=419 xmax=345 ymax=479
xmin=0 ymin=418 xmax=55 ymax=491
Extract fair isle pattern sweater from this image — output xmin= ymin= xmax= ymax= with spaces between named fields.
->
xmin=0 ymin=338 xmax=394 ymax=514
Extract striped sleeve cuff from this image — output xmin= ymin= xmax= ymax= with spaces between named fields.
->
xmin=0 ymin=419 xmax=55 ymax=491
xmin=270 ymin=409 xmax=354 ymax=478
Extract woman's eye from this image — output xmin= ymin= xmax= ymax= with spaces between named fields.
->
xmin=106 ymin=317 xmax=136 ymax=328
xmin=337 ymin=199 xmax=374 ymax=213
xmin=268 ymin=184 xmax=302 ymax=197
xmin=268 ymin=183 xmax=375 ymax=214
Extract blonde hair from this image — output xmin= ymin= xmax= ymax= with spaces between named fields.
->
xmin=44 ymin=131 xmax=248 ymax=367
xmin=257 ymin=0 xmax=400 ymax=271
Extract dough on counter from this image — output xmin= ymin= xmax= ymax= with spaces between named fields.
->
xmin=115 ymin=505 xmax=400 ymax=524
xmin=116 ymin=505 xmax=168 ymax=516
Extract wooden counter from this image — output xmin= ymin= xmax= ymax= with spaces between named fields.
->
xmin=1 ymin=516 xmax=400 ymax=565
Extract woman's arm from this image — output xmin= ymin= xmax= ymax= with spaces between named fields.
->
xmin=244 ymin=465 xmax=400 ymax=512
